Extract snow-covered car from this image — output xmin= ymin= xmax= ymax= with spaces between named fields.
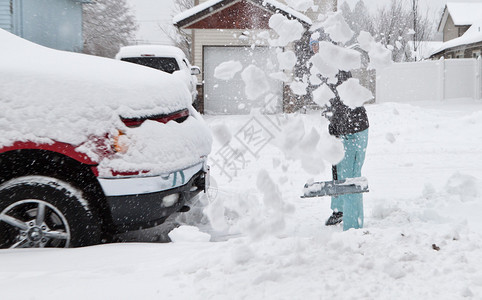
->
xmin=115 ymin=45 xmax=200 ymax=102
xmin=0 ymin=29 xmax=212 ymax=248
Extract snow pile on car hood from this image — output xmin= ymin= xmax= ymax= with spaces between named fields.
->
xmin=93 ymin=107 xmax=212 ymax=175
xmin=0 ymin=29 xmax=211 ymax=173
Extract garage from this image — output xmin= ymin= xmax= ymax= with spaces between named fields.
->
xmin=173 ymin=0 xmax=312 ymax=114
xmin=203 ymin=46 xmax=283 ymax=114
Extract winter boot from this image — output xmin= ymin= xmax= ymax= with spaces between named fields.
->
xmin=325 ymin=212 xmax=343 ymax=226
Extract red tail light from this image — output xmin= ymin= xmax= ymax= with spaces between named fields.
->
xmin=121 ymin=109 xmax=189 ymax=128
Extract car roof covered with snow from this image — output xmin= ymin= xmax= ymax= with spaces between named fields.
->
xmin=115 ymin=45 xmax=187 ymax=62
xmin=0 ymin=29 xmax=191 ymax=117
xmin=0 ymin=29 xmax=193 ymax=148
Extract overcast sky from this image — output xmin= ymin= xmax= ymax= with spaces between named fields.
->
xmin=340 ymin=0 xmax=482 ymax=24
xmin=127 ymin=0 xmax=473 ymax=45
xmin=341 ymin=0 xmax=446 ymax=18
xmin=127 ymin=0 xmax=175 ymax=45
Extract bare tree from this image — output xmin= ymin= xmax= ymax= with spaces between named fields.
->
xmin=373 ymin=0 xmax=434 ymax=62
xmin=83 ymin=0 xmax=138 ymax=58
xmin=339 ymin=0 xmax=375 ymax=45
xmin=341 ymin=0 xmax=433 ymax=62
xmin=174 ymin=0 xmax=194 ymax=14
xmin=351 ymin=1 xmax=375 ymax=36
xmin=410 ymin=0 xmax=433 ymax=61
xmin=340 ymin=1 xmax=353 ymax=26
xmin=374 ymin=0 xmax=413 ymax=61
xmin=162 ymin=0 xmax=194 ymax=60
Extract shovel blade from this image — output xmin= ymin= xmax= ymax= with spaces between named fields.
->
xmin=302 ymin=177 xmax=369 ymax=198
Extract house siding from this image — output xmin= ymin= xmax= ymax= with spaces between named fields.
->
xmin=458 ymin=25 xmax=470 ymax=37
xmin=443 ymin=15 xmax=458 ymax=42
xmin=432 ymin=42 xmax=482 ymax=60
xmin=20 ymin=0 xmax=83 ymax=52
xmin=461 ymin=43 xmax=482 ymax=58
xmin=3 ymin=0 xmax=83 ymax=52
xmin=0 ymin=0 xmax=11 ymax=32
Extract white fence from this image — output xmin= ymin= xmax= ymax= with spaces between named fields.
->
xmin=376 ymin=58 xmax=482 ymax=103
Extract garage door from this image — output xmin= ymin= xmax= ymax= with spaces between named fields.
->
xmin=204 ymin=46 xmax=283 ymax=114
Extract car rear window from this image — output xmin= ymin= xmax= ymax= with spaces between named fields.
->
xmin=121 ymin=57 xmax=180 ymax=74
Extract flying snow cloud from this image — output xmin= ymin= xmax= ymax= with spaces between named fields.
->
xmin=241 ymin=64 xmax=270 ymax=100
xmin=214 ymin=60 xmax=243 ymax=80
xmin=268 ymin=14 xmax=305 ymax=47
xmin=201 ymin=9 xmax=393 ymax=242
xmin=277 ymin=50 xmax=297 ymax=71
xmin=290 ymin=80 xmax=309 ymax=96
xmin=358 ymin=31 xmax=392 ymax=70
xmin=337 ymin=78 xmax=374 ymax=108
xmin=312 ymin=83 xmax=335 ymax=107
xmin=310 ymin=41 xmax=361 ymax=80
xmin=317 ymin=12 xmax=354 ymax=44
xmin=284 ymin=0 xmax=314 ymax=12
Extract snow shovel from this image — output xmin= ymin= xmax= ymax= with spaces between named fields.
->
xmin=301 ymin=177 xmax=369 ymax=198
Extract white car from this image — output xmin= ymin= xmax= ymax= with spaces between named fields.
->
xmin=0 ymin=29 xmax=212 ymax=248
xmin=116 ymin=45 xmax=200 ymax=102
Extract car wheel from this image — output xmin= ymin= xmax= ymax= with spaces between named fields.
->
xmin=0 ymin=176 xmax=101 ymax=249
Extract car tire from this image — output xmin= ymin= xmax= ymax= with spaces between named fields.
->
xmin=0 ymin=176 xmax=101 ymax=249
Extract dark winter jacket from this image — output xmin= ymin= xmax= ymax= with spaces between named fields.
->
xmin=327 ymin=96 xmax=369 ymax=136
xmin=324 ymin=71 xmax=369 ymax=136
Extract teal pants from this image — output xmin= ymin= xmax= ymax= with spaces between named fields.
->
xmin=331 ymin=129 xmax=368 ymax=231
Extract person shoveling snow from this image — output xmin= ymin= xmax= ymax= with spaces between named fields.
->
xmin=318 ymin=71 xmax=370 ymax=230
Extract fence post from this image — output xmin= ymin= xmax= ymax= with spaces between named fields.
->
xmin=375 ymin=66 xmax=385 ymax=103
xmin=438 ymin=57 xmax=445 ymax=101
xmin=477 ymin=57 xmax=482 ymax=100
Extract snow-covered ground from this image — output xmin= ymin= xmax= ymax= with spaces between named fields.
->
xmin=1 ymin=99 xmax=482 ymax=299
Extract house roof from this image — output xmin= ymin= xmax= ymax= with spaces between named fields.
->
xmin=432 ymin=23 xmax=482 ymax=56
xmin=438 ymin=2 xmax=482 ymax=32
xmin=409 ymin=41 xmax=443 ymax=60
xmin=173 ymin=0 xmax=312 ymax=29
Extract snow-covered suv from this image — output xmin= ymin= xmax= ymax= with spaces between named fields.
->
xmin=0 ymin=30 xmax=212 ymax=248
